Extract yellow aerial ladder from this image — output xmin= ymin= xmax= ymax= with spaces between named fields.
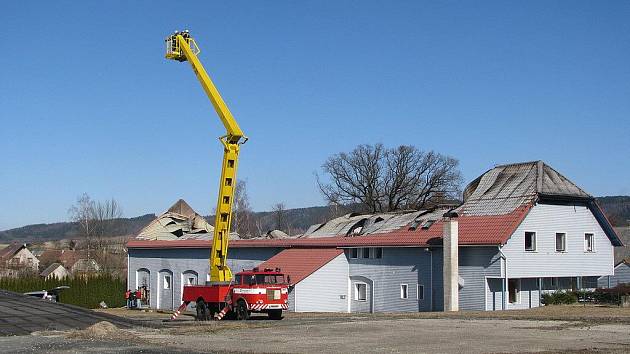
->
xmin=165 ymin=30 xmax=246 ymax=283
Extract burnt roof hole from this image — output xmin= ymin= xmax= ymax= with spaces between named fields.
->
xmin=347 ymin=219 xmax=367 ymax=236
xmin=171 ymin=229 xmax=184 ymax=237
xmin=374 ymin=217 xmax=384 ymax=223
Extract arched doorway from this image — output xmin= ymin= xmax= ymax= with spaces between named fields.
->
xmin=136 ymin=268 xmax=151 ymax=307
xmin=350 ymin=276 xmax=373 ymax=313
xmin=158 ymin=269 xmax=174 ymax=310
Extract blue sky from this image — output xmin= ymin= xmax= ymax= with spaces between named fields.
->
xmin=1 ymin=1 xmax=629 ymax=230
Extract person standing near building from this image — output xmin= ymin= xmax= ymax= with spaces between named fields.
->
xmin=125 ymin=289 xmax=131 ymax=308
xmin=135 ymin=288 xmax=142 ymax=308
xmin=129 ymin=289 xmax=137 ymax=309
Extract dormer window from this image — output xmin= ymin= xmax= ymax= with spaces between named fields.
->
xmin=421 ymin=220 xmax=435 ymax=230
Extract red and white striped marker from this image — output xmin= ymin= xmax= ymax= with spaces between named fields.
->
xmin=215 ymin=304 xmax=231 ymax=320
xmin=170 ymin=302 xmax=188 ymax=321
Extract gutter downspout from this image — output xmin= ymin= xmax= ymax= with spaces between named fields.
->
xmin=430 ymin=248 xmax=433 ymax=312
xmin=498 ymin=247 xmax=507 ymax=310
xmin=127 ymin=251 xmax=130 ymax=290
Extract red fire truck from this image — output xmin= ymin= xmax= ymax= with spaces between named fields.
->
xmin=181 ymin=267 xmax=289 ymax=320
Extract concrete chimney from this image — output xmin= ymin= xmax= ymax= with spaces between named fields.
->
xmin=443 ymin=211 xmax=459 ymax=311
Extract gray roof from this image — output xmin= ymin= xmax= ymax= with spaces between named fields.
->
xmin=71 ymin=259 xmax=101 ymax=272
xmin=40 ymin=263 xmax=65 ymax=277
xmin=299 ymin=209 xmax=448 ymax=238
xmin=136 ymin=199 xmax=214 ymax=241
xmin=460 ymin=161 xmax=591 ymax=216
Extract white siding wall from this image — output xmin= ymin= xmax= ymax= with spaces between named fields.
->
xmin=502 ymin=204 xmax=614 ymax=278
xmin=294 ymin=254 xmax=349 ymax=312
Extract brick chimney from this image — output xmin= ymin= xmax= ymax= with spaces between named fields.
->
xmin=443 ymin=211 xmax=459 ymax=311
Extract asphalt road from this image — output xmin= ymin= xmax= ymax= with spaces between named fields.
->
xmin=0 ymin=289 xmax=137 ymax=336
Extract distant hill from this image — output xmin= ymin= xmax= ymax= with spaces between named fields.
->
xmin=1 ymin=196 xmax=628 ymax=243
xmin=596 ymin=196 xmax=630 ymax=227
xmin=0 ymin=214 xmax=156 ymax=243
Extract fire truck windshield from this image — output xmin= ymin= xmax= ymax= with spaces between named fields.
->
xmin=235 ymin=273 xmax=286 ymax=285
xmin=255 ymin=274 xmax=284 ymax=284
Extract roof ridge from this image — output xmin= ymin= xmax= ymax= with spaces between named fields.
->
xmin=493 ymin=160 xmax=542 ymax=168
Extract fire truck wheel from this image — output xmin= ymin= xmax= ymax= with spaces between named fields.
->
xmin=268 ymin=309 xmax=282 ymax=320
xmin=235 ymin=300 xmax=249 ymax=321
xmin=196 ymin=300 xmax=208 ymax=321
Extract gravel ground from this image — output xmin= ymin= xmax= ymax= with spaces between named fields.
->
xmin=97 ymin=304 xmax=630 ymax=324
xmin=134 ymin=310 xmax=630 ymax=354
xmin=2 ymin=306 xmax=629 ymax=353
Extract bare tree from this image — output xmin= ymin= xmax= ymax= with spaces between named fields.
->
xmin=92 ymin=198 xmax=123 ymax=249
xmin=231 ymin=180 xmax=256 ymax=238
xmin=69 ymin=193 xmax=123 ymax=261
xmin=317 ymin=144 xmax=386 ymax=213
xmin=69 ymin=193 xmax=96 ymax=260
xmin=317 ymin=144 xmax=462 ymax=212
xmin=271 ymin=202 xmax=288 ymax=233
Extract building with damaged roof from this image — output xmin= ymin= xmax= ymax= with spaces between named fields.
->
xmin=127 ymin=161 xmax=621 ymax=312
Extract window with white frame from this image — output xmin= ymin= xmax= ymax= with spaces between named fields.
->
xmin=417 ymin=285 xmax=424 ymax=300
xmin=371 ymin=248 xmax=383 ymax=259
xmin=350 ymin=248 xmax=358 ymax=259
xmin=524 ymin=231 xmax=536 ymax=251
xmin=584 ymin=233 xmax=594 ymax=252
xmin=163 ymin=275 xmax=171 ymax=289
xmin=555 ymin=233 xmax=566 ymax=252
xmin=400 ymin=284 xmax=408 ymax=299
xmin=355 ymin=283 xmax=367 ymax=301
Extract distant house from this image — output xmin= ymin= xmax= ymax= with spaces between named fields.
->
xmin=0 ymin=244 xmax=40 ymax=277
xmin=40 ymin=263 xmax=70 ymax=280
xmin=38 ymin=249 xmax=102 ymax=277
xmin=71 ymin=258 xmax=101 ymax=276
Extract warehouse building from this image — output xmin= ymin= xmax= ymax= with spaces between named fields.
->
xmin=127 ymin=161 xmax=622 ymax=312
